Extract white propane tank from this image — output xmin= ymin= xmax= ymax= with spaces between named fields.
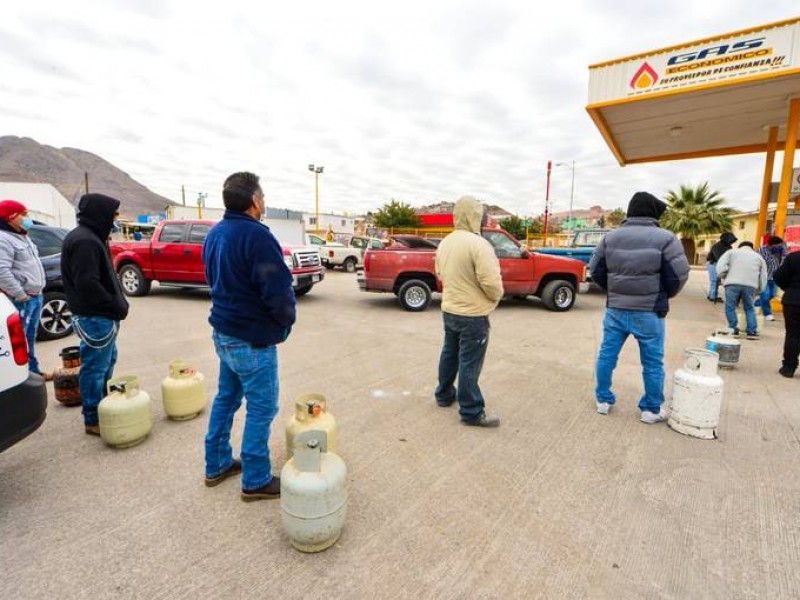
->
xmin=705 ymin=330 xmax=741 ymax=368
xmin=285 ymin=393 xmax=338 ymax=458
xmin=98 ymin=376 xmax=153 ymax=448
xmin=161 ymin=360 xmax=207 ymax=420
xmin=281 ymin=430 xmax=347 ymax=553
xmin=668 ymin=349 xmax=724 ymax=440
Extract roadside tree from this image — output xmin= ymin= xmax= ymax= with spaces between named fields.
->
xmin=661 ymin=182 xmax=735 ymax=264
xmin=374 ymin=200 xmax=421 ymax=229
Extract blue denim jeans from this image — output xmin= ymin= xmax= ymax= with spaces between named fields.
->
xmin=595 ymin=308 xmax=666 ymax=413
xmin=756 ymin=280 xmax=778 ymax=317
xmin=725 ymin=284 xmax=757 ymax=334
xmin=13 ymin=294 xmax=43 ymax=374
xmin=435 ymin=313 xmax=490 ymax=422
xmin=73 ymin=315 xmax=119 ymax=426
xmin=706 ymin=262 xmax=718 ymax=300
xmin=205 ymin=330 xmax=279 ymax=491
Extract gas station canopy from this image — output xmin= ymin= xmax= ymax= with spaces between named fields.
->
xmin=586 ymin=17 xmax=800 ymax=237
xmin=587 ymin=17 xmax=800 ymax=165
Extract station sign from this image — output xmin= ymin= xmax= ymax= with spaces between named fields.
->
xmin=589 ymin=20 xmax=799 ymax=104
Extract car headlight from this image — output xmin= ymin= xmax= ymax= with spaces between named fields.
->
xmin=284 ymin=255 xmax=295 ymax=270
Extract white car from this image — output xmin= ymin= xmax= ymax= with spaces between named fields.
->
xmin=317 ymin=236 xmax=385 ymax=272
xmin=0 ymin=294 xmax=48 ymax=453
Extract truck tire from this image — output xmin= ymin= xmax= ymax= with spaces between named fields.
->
xmin=118 ymin=264 xmax=152 ymax=297
xmin=295 ymin=284 xmax=313 ymax=297
xmin=398 ymin=279 xmax=432 ymax=312
xmin=541 ymin=280 xmax=575 ymax=312
xmin=343 ymin=257 xmax=357 ymax=273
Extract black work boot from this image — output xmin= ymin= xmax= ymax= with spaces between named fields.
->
xmin=462 ymin=413 xmax=500 ymax=428
xmin=241 ymin=476 xmax=281 ymax=502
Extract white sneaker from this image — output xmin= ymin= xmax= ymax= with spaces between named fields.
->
xmin=765 ymin=314 xmax=775 ymax=322
xmin=640 ymin=409 xmax=668 ymax=424
xmin=596 ymin=402 xmax=612 ymax=415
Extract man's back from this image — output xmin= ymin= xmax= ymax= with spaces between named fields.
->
xmin=718 ymin=247 xmax=767 ymax=289
xmin=436 ymin=229 xmax=503 ymax=316
xmin=203 ymin=211 xmax=295 ymax=346
xmin=591 ymin=217 xmax=689 ymax=314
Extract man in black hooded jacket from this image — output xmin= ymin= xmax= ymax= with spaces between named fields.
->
xmin=61 ymin=194 xmax=129 ymax=436
xmin=589 ymin=192 xmax=690 ymax=424
xmin=706 ymin=232 xmax=737 ymax=302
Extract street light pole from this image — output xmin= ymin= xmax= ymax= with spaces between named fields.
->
xmin=543 ymin=160 xmax=552 ymax=246
xmin=308 ymin=164 xmax=324 ymax=233
xmin=556 ymin=160 xmax=575 ymax=230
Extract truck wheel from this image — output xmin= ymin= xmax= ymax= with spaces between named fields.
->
xmin=37 ymin=291 xmax=74 ymax=341
xmin=344 ymin=257 xmax=357 ymax=273
xmin=118 ymin=264 xmax=151 ymax=297
xmin=541 ymin=280 xmax=575 ymax=312
xmin=398 ymin=279 xmax=432 ymax=312
xmin=295 ymin=285 xmax=313 ymax=297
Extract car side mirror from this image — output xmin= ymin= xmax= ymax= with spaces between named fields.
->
xmin=519 ymin=247 xmax=529 ymax=259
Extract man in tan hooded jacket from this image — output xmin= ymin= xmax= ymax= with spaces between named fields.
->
xmin=434 ymin=196 xmax=504 ymax=427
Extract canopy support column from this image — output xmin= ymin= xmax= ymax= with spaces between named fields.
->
xmin=756 ymin=126 xmax=779 ymax=244
xmin=775 ymin=98 xmax=799 ymax=237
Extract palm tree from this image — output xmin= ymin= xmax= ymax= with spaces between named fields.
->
xmin=661 ymin=182 xmax=735 ymax=264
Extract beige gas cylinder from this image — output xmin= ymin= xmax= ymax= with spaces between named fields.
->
xmin=286 ymin=393 xmax=338 ymax=458
xmin=705 ymin=330 xmax=741 ymax=368
xmin=668 ymin=349 xmax=724 ymax=440
xmin=281 ymin=430 xmax=347 ymax=553
xmin=98 ymin=376 xmax=153 ymax=448
xmin=161 ymin=360 xmax=207 ymax=420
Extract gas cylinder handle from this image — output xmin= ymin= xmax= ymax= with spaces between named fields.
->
xmin=307 ymin=439 xmax=320 ymax=449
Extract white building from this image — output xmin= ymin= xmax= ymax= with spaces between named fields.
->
xmin=0 ymin=182 xmax=77 ymax=229
xmin=303 ymin=212 xmax=355 ymax=236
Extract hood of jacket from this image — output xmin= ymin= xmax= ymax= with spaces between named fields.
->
xmin=626 ymin=192 xmax=667 ymax=220
xmin=720 ymin=232 xmax=737 ymax=246
xmin=77 ymin=193 xmax=120 ymax=239
xmin=453 ymin=196 xmax=483 ymax=234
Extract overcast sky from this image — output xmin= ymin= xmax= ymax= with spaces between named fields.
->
xmin=1 ymin=1 xmax=797 ymax=215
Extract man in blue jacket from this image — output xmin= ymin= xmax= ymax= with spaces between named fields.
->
xmin=589 ymin=192 xmax=690 ymax=424
xmin=202 ymin=172 xmax=296 ymax=502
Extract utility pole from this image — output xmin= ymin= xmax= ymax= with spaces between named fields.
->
xmin=84 ymin=171 xmax=89 ymax=194
xmin=182 ymin=185 xmax=186 ymax=206
xmin=543 ymin=160 xmax=552 ymax=245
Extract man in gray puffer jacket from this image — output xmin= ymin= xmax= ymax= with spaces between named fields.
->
xmin=589 ymin=192 xmax=690 ymax=424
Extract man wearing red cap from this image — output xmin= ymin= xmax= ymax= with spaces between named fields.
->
xmin=0 ymin=199 xmax=50 ymax=379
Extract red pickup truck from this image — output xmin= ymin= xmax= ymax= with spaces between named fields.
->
xmin=358 ymin=227 xmax=586 ymax=311
xmin=110 ymin=219 xmax=325 ymax=297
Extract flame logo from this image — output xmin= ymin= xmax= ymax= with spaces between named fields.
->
xmin=630 ymin=62 xmax=659 ymax=89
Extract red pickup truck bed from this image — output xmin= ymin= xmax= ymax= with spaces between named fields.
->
xmin=357 ymin=227 xmax=586 ymax=311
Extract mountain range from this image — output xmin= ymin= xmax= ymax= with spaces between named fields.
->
xmin=0 ymin=136 xmax=174 ymax=217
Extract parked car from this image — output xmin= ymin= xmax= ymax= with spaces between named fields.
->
xmin=110 ymin=219 xmax=325 ymax=297
xmin=0 ymin=294 xmax=48 ymax=453
xmin=27 ymin=224 xmax=74 ymax=341
xmin=358 ymin=226 xmax=587 ymax=311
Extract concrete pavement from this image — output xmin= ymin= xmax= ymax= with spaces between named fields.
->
xmin=2 ymin=269 xmax=799 ymax=599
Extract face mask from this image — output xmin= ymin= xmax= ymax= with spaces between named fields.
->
xmin=771 ymin=246 xmax=782 ymax=254
xmin=110 ymin=221 xmax=121 ymax=234
xmin=21 ymin=217 xmax=34 ymax=231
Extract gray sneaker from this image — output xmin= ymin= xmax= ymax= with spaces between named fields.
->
xmin=596 ymin=402 xmax=612 ymax=415
xmin=462 ymin=413 xmax=500 ymax=428
xmin=640 ymin=409 xmax=668 ymax=424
